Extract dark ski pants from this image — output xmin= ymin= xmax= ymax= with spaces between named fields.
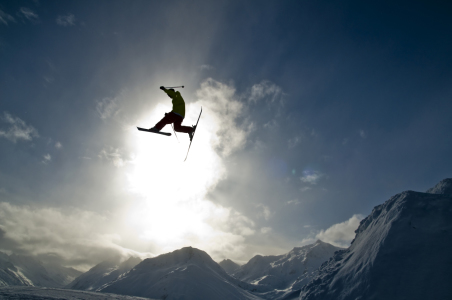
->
xmin=154 ymin=112 xmax=192 ymax=133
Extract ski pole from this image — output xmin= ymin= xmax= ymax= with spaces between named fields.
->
xmin=164 ymin=86 xmax=184 ymax=89
xmin=171 ymin=124 xmax=180 ymax=143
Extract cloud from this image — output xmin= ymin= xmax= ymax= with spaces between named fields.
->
xmin=199 ymin=64 xmax=214 ymax=71
xmin=96 ymin=97 xmax=120 ymax=120
xmin=99 ymin=147 xmax=127 ymax=167
xmin=257 ymin=204 xmax=272 ymax=220
xmin=261 ymin=227 xmax=272 ymax=234
xmin=19 ymin=7 xmax=39 ymax=23
xmin=359 ymin=129 xmax=366 ymax=138
xmin=287 ymin=199 xmax=301 ymax=205
xmin=263 ymin=119 xmax=278 ymax=130
xmin=56 ymin=14 xmax=76 ymax=26
xmin=300 ymin=170 xmax=323 ymax=185
xmin=55 ymin=142 xmax=62 ymax=149
xmin=43 ymin=76 xmax=54 ymax=84
xmin=195 ymin=78 xmax=248 ymax=157
xmin=42 ymin=154 xmax=51 ymax=164
xmin=288 ymin=136 xmax=301 ymax=149
xmin=0 ymin=202 xmax=142 ymax=270
xmin=249 ymin=80 xmax=283 ymax=104
xmin=0 ymin=10 xmax=15 ymax=25
xmin=0 ymin=112 xmax=39 ymax=142
xmin=313 ymin=214 xmax=365 ymax=247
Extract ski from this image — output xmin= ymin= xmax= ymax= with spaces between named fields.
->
xmin=184 ymin=107 xmax=202 ymax=162
xmin=137 ymin=127 xmax=171 ymax=136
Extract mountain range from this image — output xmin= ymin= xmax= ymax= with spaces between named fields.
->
xmin=0 ymin=252 xmax=81 ymax=287
xmin=298 ymin=178 xmax=452 ymax=300
xmin=0 ymin=178 xmax=450 ymax=299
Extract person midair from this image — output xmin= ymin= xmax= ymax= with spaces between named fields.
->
xmin=150 ymin=86 xmax=195 ymax=140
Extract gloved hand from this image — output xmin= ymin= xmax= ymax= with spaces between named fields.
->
xmin=160 ymin=86 xmax=165 ymax=90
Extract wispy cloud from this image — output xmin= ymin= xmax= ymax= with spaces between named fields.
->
xmin=256 ymin=204 xmax=272 ymax=220
xmin=42 ymin=153 xmax=51 ymax=164
xmin=55 ymin=141 xmax=62 ymax=149
xmin=300 ymin=170 xmax=323 ymax=185
xmin=199 ymin=64 xmax=214 ymax=71
xmin=286 ymin=199 xmax=301 ymax=205
xmin=288 ymin=136 xmax=301 ymax=149
xmin=43 ymin=76 xmax=54 ymax=84
xmin=195 ymin=78 xmax=248 ymax=157
xmin=0 ymin=112 xmax=39 ymax=142
xmin=249 ymin=80 xmax=283 ymax=104
xmin=260 ymin=227 xmax=272 ymax=234
xmin=359 ymin=129 xmax=366 ymax=138
xmin=19 ymin=7 xmax=39 ymax=23
xmin=56 ymin=14 xmax=76 ymax=26
xmin=98 ymin=147 xmax=127 ymax=167
xmin=0 ymin=10 xmax=15 ymax=26
xmin=96 ymin=97 xmax=120 ymax=120
xmin=263 ymin=119 xmax=278 ymax=130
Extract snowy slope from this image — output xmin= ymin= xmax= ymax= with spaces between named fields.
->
xmin=426 ymin=178 xmax=452 ymax=195
xmin=219 ymin=258 xmax=241 ymax=274
xmin=67 ymin=256 xmax=141 ymax=291
xmin=0 ymin=286 xmax=155 ymax=299
xmin=9 ymin=254 xmax=58 ymax=287
xmin=234 ymin=240 xmax=342 ymax=290
xmin=42 ymin=261 xmax=82 ymax=286
xmin=0 ymin=253 xmax=82 ymax=288
xmin=299 ymin=179 xmax=452 ymax=300
xmin=101 ymin=247 xmax=265 ymax=300
xmin=0 ymin=252 xmax=32 ymax=286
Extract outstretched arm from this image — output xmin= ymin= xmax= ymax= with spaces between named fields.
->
xmin=161 ymin=87 xmax=177 ymax=98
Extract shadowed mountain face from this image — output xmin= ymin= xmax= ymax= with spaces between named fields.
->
xmin=101 ymin=247 xmax=263 ymax=300
xmin=233 ymin=240 xmax=342 ymax=290
xmin=66 ymin=256 xmax=142 ymax=291
xmin=299 ymin=179 xmax=452 ymax=300
xmin=426 ymin=178 xmax=452 ymax=196
xmin=219 ymin=258 xmax=241 ymax=274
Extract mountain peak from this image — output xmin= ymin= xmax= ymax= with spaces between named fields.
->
xmin=101 ymin=246 xmax=260 ymax=300
xmin=299 ymin=187 xmax=452 ymax=300
xmin=426 ymin=178 xmax=452 ymax=196
xmin=219 ymin=259 xmax=241 ymax=274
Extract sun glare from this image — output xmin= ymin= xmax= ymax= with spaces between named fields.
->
xmin=125 ymin=102 xmax=228 ymax=252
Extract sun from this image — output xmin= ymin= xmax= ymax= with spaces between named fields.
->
xmin=124 ymin=102 xmax=226 ymax=251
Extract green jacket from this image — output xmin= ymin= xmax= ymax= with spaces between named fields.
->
xmin=164 ymin=89 xmax=185 ymax=118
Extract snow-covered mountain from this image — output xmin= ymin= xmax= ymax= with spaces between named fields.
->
xmin=426 ymin=177 xmax=452 ymax=195
xmin=0 ymin=252 xmax=82 ymax=287
xmin=41 ymin=261 xmax=82 ymax=286
xmin=299 ymin=178 xmax=452 ymax=300
xmin=101 ymin=247 xmax=265 ymax=300
xmin=219 ymin=258 xmax=241 ymax=274
xmin=233 ymin=240 xmax=342 ymax=291
xmin=0 ymin=252 xmax=31 ymax=286
xmin=66 ymin=256 xmax=141 ymax=291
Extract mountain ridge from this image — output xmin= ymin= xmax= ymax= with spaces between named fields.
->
xmin=299 ymin=183 xmax=452 ymax=300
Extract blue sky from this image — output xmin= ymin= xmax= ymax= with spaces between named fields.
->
xmin=1 ymin=0 xmax=451 ymax=269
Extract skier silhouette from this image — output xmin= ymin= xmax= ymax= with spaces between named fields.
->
xmin=150 ymin=86 xmax=195 ymax=140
